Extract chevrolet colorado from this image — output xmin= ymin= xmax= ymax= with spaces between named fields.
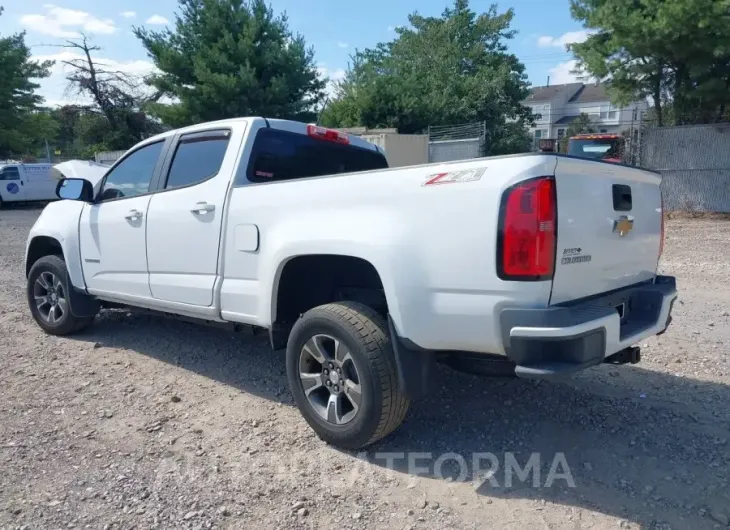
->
xmin=24 ymin=117 xmax=677 ymax=449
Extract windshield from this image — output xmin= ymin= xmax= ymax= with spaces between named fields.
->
xmin=568 ymin=138 xmax=622 ymax=161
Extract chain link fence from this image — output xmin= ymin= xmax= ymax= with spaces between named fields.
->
xmin=636 ymin=120 xmax=730 ymax=212
xmin=427 ymin=122 xmax=486 ymax=163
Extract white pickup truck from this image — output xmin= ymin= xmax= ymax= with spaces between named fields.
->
xmin=25 ymin=117 xmax=677 ymax=449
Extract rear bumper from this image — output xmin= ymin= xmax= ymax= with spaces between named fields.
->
xmin=499 ymin=276 xmax=677 ymax=379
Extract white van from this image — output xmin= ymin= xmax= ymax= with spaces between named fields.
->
xmin=0 ymin=163 xmax=59 ymax=206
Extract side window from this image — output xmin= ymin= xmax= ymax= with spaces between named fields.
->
xmin=0 ymin=167 xmax=20 ymax=180
xmin=164 ymin=132 xmax=230 ymax=190
xmin=243 ymin=128 xmax=388 ymax=184
xmin=98 ymin=141 xmax=163 ymax=201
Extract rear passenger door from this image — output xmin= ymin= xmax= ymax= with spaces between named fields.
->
xmin=146 ymin=127 xmax=245 ymax=307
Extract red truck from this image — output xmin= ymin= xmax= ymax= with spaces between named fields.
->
xmin=566 ymin=133 xmax=624 ymax=163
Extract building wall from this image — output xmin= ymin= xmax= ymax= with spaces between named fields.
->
xmin=362 ymin=133 xmax=429 ymax=167
xmin=526 ymin=90 xmax=648 ymax=141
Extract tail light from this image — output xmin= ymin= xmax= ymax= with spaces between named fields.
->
xmin=497 ymin=176 xmax=557 ymax=281
xmin=659 ymin=191 xmax=665 ymax=256
xmin=306 ymin=124 xmax=350 ymax=145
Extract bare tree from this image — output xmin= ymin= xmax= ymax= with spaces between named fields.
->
xmin=46 ymin=35 xmax=164 ymax=146
xmin=60 ymin=35 xmax=158 ymax=127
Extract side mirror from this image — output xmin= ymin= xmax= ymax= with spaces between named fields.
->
xmin=56 ymin=178 xmax=94 ymax=202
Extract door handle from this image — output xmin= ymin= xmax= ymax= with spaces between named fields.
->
xmin=190 ymin=202 xmax=215 ymax=214
xmin=124 ymin=209 xmax=143 ymax=220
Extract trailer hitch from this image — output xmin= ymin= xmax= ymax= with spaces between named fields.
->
xmin=604 ymin=346 xmax=641 ymax=365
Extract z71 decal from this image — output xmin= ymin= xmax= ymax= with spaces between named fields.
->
xmin=423 ymin=167 xmax=486 ymax=186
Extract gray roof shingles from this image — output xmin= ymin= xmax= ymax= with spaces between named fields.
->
xmin=568 ymin=83 xmax=610 ymax=103
xmin=524 ymin=83 xmax=583 ymax=104
xmin=524 ymin=82 xmax=611 ymax=105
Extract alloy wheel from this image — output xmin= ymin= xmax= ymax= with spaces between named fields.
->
xmin=33 ymin=271 xmax=67 ymax=325
xmin=298 ymin=334 xmax=363 ymax=425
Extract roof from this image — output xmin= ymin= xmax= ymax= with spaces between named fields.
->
xmin=554 ymin=115 xmax=581 ymax=125
xmin=524 ymin=83 xmax=583 ymax=103
xmin=524 ymin=82 xmax=613 ymax=105
xmin=571 ymin=133 xmax=622 ymax=139
xmin=568 ymin=83 xmax=610 ymax=104
xmin=136 ymin=117 xmax=381 ymax=154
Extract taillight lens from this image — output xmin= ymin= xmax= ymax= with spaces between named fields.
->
xmin=498 ymin=176 xmax=557 ymax=280
xmin=306 ymin=124 xmax=350 ymax=144
xmin=659 ymin=191 xmax=665 ymax=256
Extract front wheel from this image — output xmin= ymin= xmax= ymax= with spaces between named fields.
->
xmin=27 ymin=255 xmax=95 ymax=335
xmin=286 ymin=301 xmax=410 ymax=450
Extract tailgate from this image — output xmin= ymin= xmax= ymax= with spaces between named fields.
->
xmin=550 ymin=157 xmax=662 ymax=305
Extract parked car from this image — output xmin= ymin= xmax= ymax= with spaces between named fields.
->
xmin=24 ymin=117 xmax=677 ymax=449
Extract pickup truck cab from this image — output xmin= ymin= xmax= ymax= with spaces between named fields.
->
xmin=25 ymin=117 xmax=677 ymax=449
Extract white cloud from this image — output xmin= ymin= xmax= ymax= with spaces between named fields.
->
xmin=20 ymin=5 xmax=117 ymax=38
xmin=537 ymin=30 xmax=592 ymax=50
xmin=337 ymin=41 xmax=348 ymax=49
xmin=32 ymin=50 xmax=158 ymax=107
xmin=317 ymin=65 xmax=347 ymax=98
xmin=120 ymin=11 xmax=137 ymax=19
xmin=547 ymin=59 xmax=591 ymax=84
xmin=146 ymin=15 xmax=170 ymax=25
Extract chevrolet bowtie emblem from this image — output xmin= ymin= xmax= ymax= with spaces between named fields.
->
xmin=613 ymin=216 xmax=634 ymax=236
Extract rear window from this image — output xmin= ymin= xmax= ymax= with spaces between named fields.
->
xmin=568 ymin=139 xmax=622 ymax=160
xmin=243 ymin=128 xmax=388 ymax=184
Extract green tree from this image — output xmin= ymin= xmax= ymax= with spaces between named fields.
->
xmin=320 ymin=0 xmax=533 ymax=155
xmin=0 ymin=7 xmax=55 ymax=158
xmin=559 ymin=113 xmax=596 ymax=151
xmin=134 ymin=0 xmax=326 ymax=127
xmin=570 ymin=0 xmax=730 ymax=126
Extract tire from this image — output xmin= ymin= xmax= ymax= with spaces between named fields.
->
xmin=27 ymin=255 xmax=95 ymax=336
xmin=286 ymin=301 xmax=410 ymax=450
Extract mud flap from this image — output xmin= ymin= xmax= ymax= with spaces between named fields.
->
xmin=387 ymin=315 xmax=435 ymax=400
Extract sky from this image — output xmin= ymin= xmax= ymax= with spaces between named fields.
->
xmin=0 ymin=0 xmax=591 ymax=107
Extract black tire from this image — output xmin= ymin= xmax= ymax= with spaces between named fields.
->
xmin=27 ymin=255 xmax=95 ymax=336
xmin=286 ymin=301 xmax=410 ymax=450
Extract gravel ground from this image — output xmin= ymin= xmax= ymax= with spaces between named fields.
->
xmin=1 ymin=206 xmax=729 ymax=530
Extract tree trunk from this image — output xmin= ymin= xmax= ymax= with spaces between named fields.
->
xmin=653 ymin=73 xmax=663 ymax=127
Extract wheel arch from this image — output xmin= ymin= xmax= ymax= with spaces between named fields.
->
xmin=26 ymin=236 xmax=64 ymax=277
xmin=270 ymin=252 xmax=403 ymax=342
xmin=25 ymin=200 xmax=87 ymax=290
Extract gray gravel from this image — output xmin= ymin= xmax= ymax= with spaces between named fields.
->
xmin=1 ymin=206 xmax=729 ymax=529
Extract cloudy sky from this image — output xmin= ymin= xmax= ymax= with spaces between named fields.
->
xmin=0 ymin=0 xmax=591 ymax=107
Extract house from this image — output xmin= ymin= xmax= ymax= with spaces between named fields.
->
xmin=524 ymin=82 xmax=648 ymax=142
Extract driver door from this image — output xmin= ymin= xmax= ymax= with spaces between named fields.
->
xmin=79 ymin=140 xmax=167 ymax=298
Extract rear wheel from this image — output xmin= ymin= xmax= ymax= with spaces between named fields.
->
xmin=286 ymin=301 xmax=410 ymax=449
xmin=27 ymin=255 xmax=95 ymax=335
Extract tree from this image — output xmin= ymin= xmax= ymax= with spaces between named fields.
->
xmin=134 ymin=0 xmax=326 ymax=127
xmin=0 ymin=6 xmax=55 ymax=158
xmin=320 ymin=0 xmax=533 ymax=155
xmin=570 ymin=0 xmax=730 ymax=126
xmin=57 ymin=36 xmax=164 ymax=152
xmin=559 ymin=113 xmax=596 ymax=151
